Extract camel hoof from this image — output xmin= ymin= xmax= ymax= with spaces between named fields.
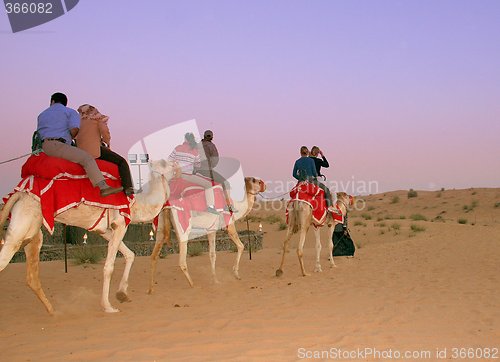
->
xmin=104 ymin=306 xmax=120 ymax=313
xmin=275 ymin=269 xmax=283 ymax=277
xmin=302 ymin=272 xmax=311 ymax=277
xmin=314 ymin=267 xmax=323 ymax=273
xmin=147 ymin=288 xmax=154 ymax=295
xmin=116 ymin=291 xmax=131 ymax=303
xmin=233 ymin=273 xmax=241 ymax=280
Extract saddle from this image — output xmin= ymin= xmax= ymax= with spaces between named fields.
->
xmin=4 ymin=153 xmax=131 ymax=233
xmin=287 ymin=181 xmax=328 ymax=226
xmin=157 ymin=175 xmax=231 ymax=234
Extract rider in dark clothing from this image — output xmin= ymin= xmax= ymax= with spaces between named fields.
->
xmin=309 ymin=146 xmax=330 ymax=178
xmin=309 ymin=146 xmax=333 ymax=208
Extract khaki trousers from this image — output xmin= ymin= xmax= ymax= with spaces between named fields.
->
xmin=42 ymin=140 xmax=105 ymax=186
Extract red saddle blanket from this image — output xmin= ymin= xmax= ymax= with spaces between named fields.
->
xmin=286 ymin=181 xmax=328 ymax=226
xmin=156 ymin=174 xmax=231 ymax=234
xmin=3 ymin=153 xmax=131 ymax=234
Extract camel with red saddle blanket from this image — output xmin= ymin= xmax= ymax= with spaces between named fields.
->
xmin=148 ymin=176 xmax=266 ymax=292
xmin=275 ymin=182 xmax=353 ymax=277
xmin=0 ymin=156 xmax=175 ymax=314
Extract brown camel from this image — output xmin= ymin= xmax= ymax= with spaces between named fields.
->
xmin=148 ymin=177 xmax=265 ymax=293
xmin=0 ymin=159 xmax=175 ymax=313
xmin=276 ymin=192 xmax=353 ymax=277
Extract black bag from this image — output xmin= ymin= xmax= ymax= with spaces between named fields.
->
xmin=332 ymin=214 xmax=355 ymax=256
xmin=31 ymin=131 xmax=43 ymax=154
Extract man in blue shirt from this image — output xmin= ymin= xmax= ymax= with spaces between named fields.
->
xmin=292 ymin=146 xmax=333 ymax=209
xmin=292 ymin=146 xmax=317 ymax=181
xmin=37 ymin=92 xmax=123 ymax=197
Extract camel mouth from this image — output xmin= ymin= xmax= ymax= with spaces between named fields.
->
xmin=259 ymin=180 xmax=266 ymax=192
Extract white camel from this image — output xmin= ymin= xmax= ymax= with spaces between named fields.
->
xmin=276 ymin=192 xmax=353 ymax=277
xmin=0 ymin=159 xmax=175 ymax=314
xmin=148 ymin=176 xmax=266 ymax=293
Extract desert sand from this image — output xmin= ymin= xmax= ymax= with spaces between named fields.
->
xmin=0 ymin=188 xmax=499 ymax=361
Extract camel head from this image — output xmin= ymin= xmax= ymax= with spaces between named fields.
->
xmin=77 ymin=104 xmax=109 ymax=122
xmin=244 ymin=177 xmax=266 ymax=195
xmin=336 ymin=192 xmax=354 ymax=209
xmin=149 ymin=159 xmax=177 ymax=181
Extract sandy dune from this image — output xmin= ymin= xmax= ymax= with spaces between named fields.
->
xmin=1 ymin=188 xmax=499 ymax=361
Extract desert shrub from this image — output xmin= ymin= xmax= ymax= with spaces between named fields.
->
xmin=378 ymin=229 xmax=385 ymax=235
xmin=391 ymin=223 xmax=401 ymax=230
xmin=432 ymin=215 xmax=445 ymax=223
xmin=376 ymin=216 xmax=384 ymax=222
xmin=353 ymin=221 xmax=366 ymax=227
xmin=367 ymin=206 xmax=375 ymax=211
xmin=410 ymin=224 xmax=426 ymax=232
xmin=361 ymin=213 xmax=372 ymax=220
xmin=471 ymin=191 xmax=477 ymax=195
xmin=407 ymin=189 xmax=418 ymax=198
xmin=399 ymin=215 xmax=406 ymax=219
xmin=188 ymin=242 xmax=204 ymax=257
xmin=463 ymin=201 xmax=479 ymax=213
xmin=436 ymin=192 xmax=442 ymax=198
xmin=278 ymin=222 xmax=288 ymax=230
xmin=265 ymin=215 xmax=282 ymax=224
xmin=72 ymin=246 xmax=104 ymax=265
xmin=495 ymin=202 xmax=500 ymax=208
xmin=410 ymin=214 xmax=427 ymax=221
xmin=390 ymin=196 xmax=400 ymax=204
xmin=384 ymin=215 xmax=393 ymax=220
xmin=458 ymin=218 xmax=468 ymax=224
xmin=441 ymin=187 xmax=445 ymax=192
xmin=375 ymin=222 xmax=386 ymax=227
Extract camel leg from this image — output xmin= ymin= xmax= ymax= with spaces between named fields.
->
xmin=297 ymin=225 xmax=311 ymax=277
xmin=328 ymin=224 xmax=337 ymax=268
xmin=207 ymin=231 xmax=220 ymax=284
xmin=276 ymin=226 xmax=294 ymax=277
xmin=100 ymin=225 xmax=127 ymax=313
xmin=115 ymin=241 xmax=135 ymax=303
xmin=0 ymin=207 xmax=38 ymax=271
xmin=24 ymin=230 xmax=54 ymax=314
xmin=148 ymin=212 xmax=171 ymax=294
xmin=0 ymin=235 xmax=24 ymax=271
xmin=227 ymin=224 xmax=244 ymax=280
xmin=313 ymin=227 xmax=322 ymax=273
xmin=148 ymin=238 xmax=165 ymax=294
xmin=178 ymin=240 xmax=194 ymax=287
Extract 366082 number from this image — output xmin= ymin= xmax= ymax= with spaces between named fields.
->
xmin=5 ymin=2 xmax=53 ymax=15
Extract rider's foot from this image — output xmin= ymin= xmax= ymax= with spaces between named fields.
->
xmin=224 ymin=204 xmax=238 ymax=213
xmin=100 ymin=186 xmax=123 ymax=197
xmin=206 ymin=206 xmax=219 ymax=215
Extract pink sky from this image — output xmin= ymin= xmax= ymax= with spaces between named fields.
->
xmin=1 ymin=1 xmax=499 ymax=197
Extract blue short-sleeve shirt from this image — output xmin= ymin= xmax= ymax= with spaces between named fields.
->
xmin=37 ymin=103 xmax=80 ymax=144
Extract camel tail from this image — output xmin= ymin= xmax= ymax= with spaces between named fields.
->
xmin=0 ymin=192 xmax=22 ymax=241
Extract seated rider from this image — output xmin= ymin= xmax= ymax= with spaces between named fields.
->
xmin=292 ymin=146 xmax=333 ymax=210
xmin=37 ymin=92 xmax=122 ymax=197
xmin=168 ymin=132 xmax=219 ymax=214
xmin=309 ymin=146 xmax=333 ymax=207
xmin=76 ymin=104 xmax=135 ymax=196
xmin=195 ymin=130 xmax=236 ymax=212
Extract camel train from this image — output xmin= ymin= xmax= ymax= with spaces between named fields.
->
xmin=0 ymin=158 xmax=352 ymax=315
xmin=0 ymin=156 xmax=268 ymax=314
